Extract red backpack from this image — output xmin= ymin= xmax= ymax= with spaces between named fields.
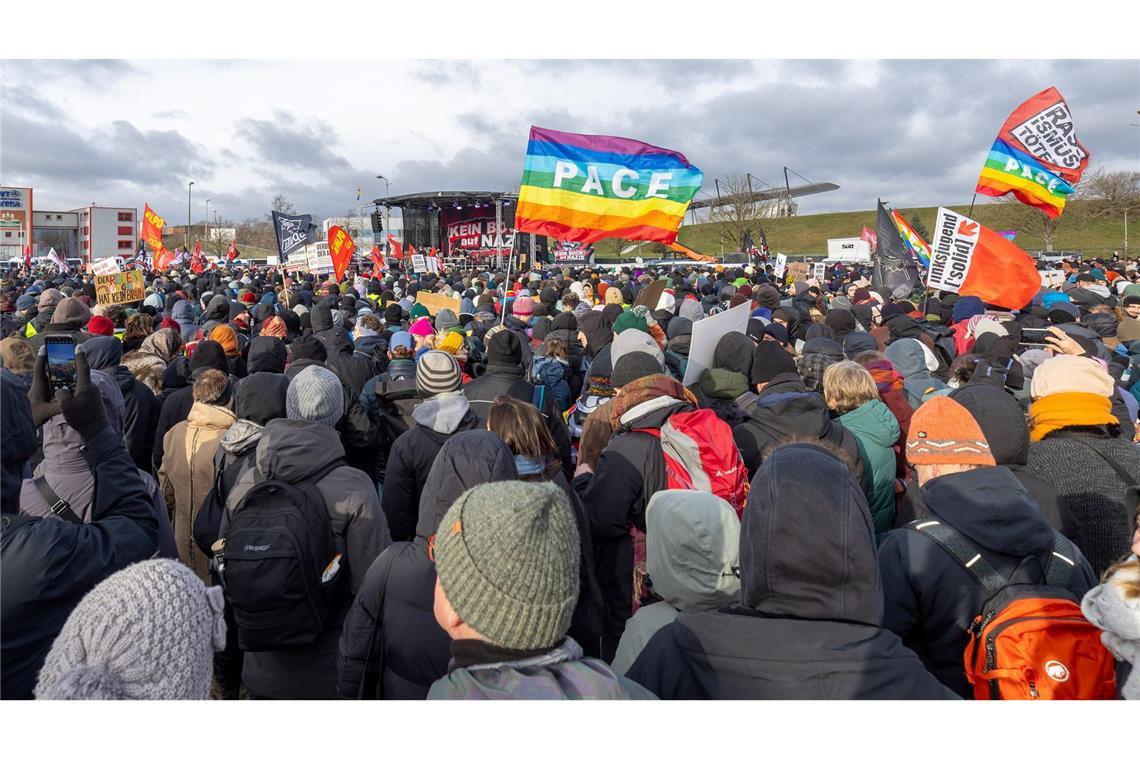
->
xmin=909 ymin=519 xmax=1116 ymax=700
xmin=636 ymin=408 xmax=749 ymax=517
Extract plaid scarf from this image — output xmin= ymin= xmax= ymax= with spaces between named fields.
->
xmin=864 ymin=359 xmax=905 ymax=395
xmin=607 ymin=373 xmax=698 ymax=429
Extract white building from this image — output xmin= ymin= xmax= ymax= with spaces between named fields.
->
xmin=323 ymin=212 xmax=403 ymax=248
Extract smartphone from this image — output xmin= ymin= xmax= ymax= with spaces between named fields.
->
xmin=44 ymin=335 xmax=77 ymax=396
xmin=1021 ymin=328 xmax=1053 ymax=344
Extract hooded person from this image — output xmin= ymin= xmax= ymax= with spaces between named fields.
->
xmin=220 ymin=364 xmax=391 ymax=700
xmin=610 ymin=491 xmax=741 ymax=675
xmin=171 ymin=299 xmax=199 ymax=344
xmin=427 ymin=480 xmax=653 ymax=700
xmin=122 ymin=328 xmax=183 ymax=396
xmin=337 ymin=431 xmax=518 ymax=700
xmin=310 ymin=302 xmax=373 ymax=400
xmin=877 ymin=396 xmax=1097 ymax=697
xmin=1023 ymin=355 xmax=1140 ymax=576
xmin=33 ymin=560 xmax=226 ymax=700
xmin=796 ymin=336 xmax=844 ymax=393
xmin=884 ymin=338 xmax=948 ymax=409
xmin=27 ymin=297 xmax=92 ymax=351
xmin=199 ymin=294 xmax=230 ymax=336
xmin=1 ymin=354 xmax=159 ymax=700
xmin=208 ymin=324 xmax=246 ymax=378
xmin=949 ymin=383 xmax=1075 ymax=542
xmin=359 ymin=330 xmax=419 ymax=489
xmin=19 ymin=361 xmax=177 ymax=560
xmin=854 ymin=351 xmax=914 ymax=442
xmin=732 ymin=345 xmax=864 ymax=486
xmin=1081 ymin=540 xmax=1140 ymax=700
xmin=150 ymin=339 xmax=229 ymax=474
xmin=381 ymin=351 xmax=480 ymax=542
xmin=691 ymin=331 xmax=754 ymax=425
xmin=626 ymin=442 xmax=955 ymax=699
xmin=157 ymin=368 xmax=237 ymax=583
xmin=81 ymin=335 xmax=159 ymax=472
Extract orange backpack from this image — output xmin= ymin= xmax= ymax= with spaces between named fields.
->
xmin=909 ymin=520 xmax=1116 ymax=700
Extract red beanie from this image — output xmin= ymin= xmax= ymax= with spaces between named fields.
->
xmin=87 ymin=315 xmax=114 ymax=336
xmin=160 ymin=316 xmax=181 ymax=332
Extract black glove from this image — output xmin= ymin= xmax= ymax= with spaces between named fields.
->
xmin=30 ymin=346 xmax=108 ymax=439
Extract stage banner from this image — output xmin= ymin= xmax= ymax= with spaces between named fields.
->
xmin=95 ymin=271 xmax=145 ymax=306
xmin=440 ymin=207 xmax=515 ymax=260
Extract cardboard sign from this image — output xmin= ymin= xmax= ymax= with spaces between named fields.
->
xmin=773 ymin=253 xmax=787 ymax=279
xmin=786 ymin=262 xmax=810 ymax=283
xmin=633 ymin=279 xmax=667 ymax=310
xmin=91 ymin=257 xmax=121 ymax=275
xmin=415 ymin=291 xmax=462 ymax=316
xmin=95 ymin=270 xmax=145 ymax=306
xmin=682 ymin=301 xmax=752 ymax=387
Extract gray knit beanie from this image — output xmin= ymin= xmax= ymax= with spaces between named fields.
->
xmin=610 ymin=327 xmax=665 ymax=369
xmin=435 ymin=480 xmax=580 ymax=650
xmin=678 ymin=298 xmax=704 ymax=323
xmin=286 ymin=365 xmax=344 ymax=428
xmin=416 ymin=349 xmax=461 ymax=397
xmin=35 ymin=560 xmax=225 ymax=700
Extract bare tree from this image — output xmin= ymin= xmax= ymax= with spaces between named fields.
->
xmin=1079 ymin=168 xmax=1140 ymax=219
xmin=707 ymin=172 xmax=780 ymax=252
xmin=267 ymin=194 xmax=296 ymax=221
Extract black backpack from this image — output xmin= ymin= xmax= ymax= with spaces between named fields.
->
xmin=213 ymin=460 xmax=347 ymax=652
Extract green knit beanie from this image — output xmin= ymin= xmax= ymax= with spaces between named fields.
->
xmin=612 ymin=310 xmax=648 ymax=335
xmin=434 ymin=481 xmax=580 ymax=650
xmin=409 ymin=302 xmax=430 ymax=320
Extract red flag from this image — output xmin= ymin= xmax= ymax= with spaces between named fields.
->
xmin=327 ymin=225 xmax=356 ymax=283
xmin=387 ymin=233 xmax=404 ymax=260
xmin=995 ymin=87 xmax=1090 ymax=186
xmin=23 ymin=244 xmax=31 ymax=268
xmin=860 ymin=226 xmax=877 ymax=250
xmin=227 ymin=239 xmax=237 ymax=261
xmin=369 ymin=245 xmax=385 ymax=279
xmin=926 ymin=207 xmax=1040 ymax=310
xmin=194 ymin=239 xmax=201 ymax=256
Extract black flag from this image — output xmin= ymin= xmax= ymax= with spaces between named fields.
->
xmin=870 ymin=199 xmax=921 ymax=297
xmin=271 ymin=211 xmax=318 ymax=259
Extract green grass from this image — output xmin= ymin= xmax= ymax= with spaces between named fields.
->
xmin=590 ymin=200 xmax=1130 ymax=260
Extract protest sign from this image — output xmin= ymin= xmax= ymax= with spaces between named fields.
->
xmin=415 ymin=291 xmax=462 ymax=316
xmin=411 ymin=254 xmax=427 ymax=273
xmin=633 ymin=279 xmax=667 ymax=310
xmin=1039 ymin=270 xmax=1065 ymax=288
xmin=812 ymin=262 xmax=826 ymax=281
xmin=95 ymin=271 xmax=145 ymax=306
xmin=787 ymin=262 xmax=810 ymax=283
xmin=773 ymin=253 xmax=787 ymax=280
xmin=91 ymin=257 xmax=121 ymax=275
xmin=682 ymin=301 xmax=751 ymax=387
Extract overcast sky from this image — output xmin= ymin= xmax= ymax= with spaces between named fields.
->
xmin=2 ymin=59 xmax=1136 ymax=223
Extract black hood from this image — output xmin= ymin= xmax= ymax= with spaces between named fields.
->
xmin=921 ymin=467 xmax=1055 ymax=558
xmin=189 ymin=339 xmax=228 ymax=378
xmin=255 ymin=417 xmax=346 ymax=483
xmin=83 ymin=335 xmax=123 ymax=370
xmin=247 ymin=336 xmax=287 ymax=374
xmin=414 ymin=430 xmax=518 ymax=542
xmin=163 ymin=355 xmax=191 ymax=390
xmin=740 ymin=443 xmax=881 ymax=626
xmin=949 ymin=384 xmax=1029 ymax=466
xmin=577 ymin=311 xmax=612 ymax=360
xmin=883 ymin=313 xmax=925 ymax=341
xmin=713 ymin=332 xmax=754 ymax=378
xmin=751 ymin=373 xmax=832 ymax=439
xmin=2 ymin=369 xmax=37 ymax=514
xmin=235 ymin=372 xmax=289 ymax=425
xmin=202 ymin=294 xmax=230 ymax=323
xmin=311 ymin=303 xmax=335 ymax=333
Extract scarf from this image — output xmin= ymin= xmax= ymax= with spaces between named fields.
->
xmin=260 ymin=315 xmax=287 ymax=339
xmin=607 ymin=373 xmax=698 ymax=429
xmin=513 ymin=455 xmax=546 ymax=477
xmin=1029 ymin=392 xmax=1117 ymax=442
xmin=864 ymin=359 xmax=905 ymax=395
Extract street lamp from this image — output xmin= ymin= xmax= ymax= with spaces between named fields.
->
xmin=186 ymin=181 xmax=194 ymax=250
xmin=376 ymin=175 xmax=391 ymax=254
xmin=205 ymin=198 xmax=210 ymax=252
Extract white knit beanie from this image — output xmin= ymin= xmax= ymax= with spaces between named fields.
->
xmin=35 ymin=560 xmax=226 ymax=700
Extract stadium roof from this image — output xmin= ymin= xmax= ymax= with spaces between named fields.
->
xmin=687 ymin=182 xmax=840 ymax=211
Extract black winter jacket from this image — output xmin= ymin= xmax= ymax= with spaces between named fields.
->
xmin=1 ymin=427 xmax=159 ymax=699
xmin=337 ymin=431 xmax=517 ymax=699
xmin=878 ymin=466 xmax=1097 ymax=697
xmin=732 ymin=373 xmax=865 ymax=486
xmin=360 ymin=360 xmax=419 ymax=484
xmin=628 ymin=443 xmax=953 ymax=699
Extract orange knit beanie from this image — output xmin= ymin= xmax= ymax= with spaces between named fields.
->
xmin=906 ymin=396 xmax=997 ymax=467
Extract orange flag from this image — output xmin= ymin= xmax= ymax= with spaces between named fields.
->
xmin=141 ymin=204 xmax=168 ymax=271
xmin=926 ymin=207 xmax=1040 ymax=310
xmin=328 ymin=225 xmax=356 ymax=283
xmin=387 ymin=233 xmax=404 ymax=260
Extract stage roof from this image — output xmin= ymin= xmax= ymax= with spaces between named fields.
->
xmin=374 ymin=191 xmax=519 ymax=210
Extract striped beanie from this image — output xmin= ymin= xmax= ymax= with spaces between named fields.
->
xmin=906 ymin=396 xmax=996 ymax=467
xmin=416 ymin=350 xmax=461 ymax=397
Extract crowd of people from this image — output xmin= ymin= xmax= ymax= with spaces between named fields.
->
xmin=1 ymin=251 xmax=1138 ymax=700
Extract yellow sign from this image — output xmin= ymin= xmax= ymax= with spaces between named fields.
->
xmin=95 ymin=270 xmax=146 ymax=306
xmin=415 ymin=291 xmax=461 ymax=316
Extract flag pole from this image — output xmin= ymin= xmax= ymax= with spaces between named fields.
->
xmin=967 ymin=193 xmax=978 ymax=218
xmin=500 ymin=232 xmax=519 ymax=325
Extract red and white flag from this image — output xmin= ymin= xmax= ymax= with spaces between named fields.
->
xmin=227 ymin=239 xmax=238 ymax=261
xmin=926 ymin=207 xmax=1040 ymax=310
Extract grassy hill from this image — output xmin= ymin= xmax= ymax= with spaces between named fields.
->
xmin=590 ymin=200 xmax=1129 ymax=260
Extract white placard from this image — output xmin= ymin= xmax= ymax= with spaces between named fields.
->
xmin=812 ymin=262 xmax=826 ymax=281
xmin=682 ymin=301 xmax=752 ymax=387
xmin=773 ymin=253 xmax=787 ymax=280
xmin=91 ymin=257 xmax=120 ymax=275
xmin=411 ymin=254 xmax=427 ymax=273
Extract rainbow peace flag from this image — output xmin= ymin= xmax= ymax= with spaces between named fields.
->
xmin=890 ymin=210 xmax=932 ymax=269
xmin=975 ymin=139 xmax=1074 ymax=219
xmin=514 ymin=126 xmax=703 ymax=245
